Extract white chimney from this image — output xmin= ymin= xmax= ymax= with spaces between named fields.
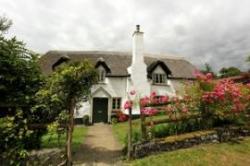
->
xmin=132 ymin=25 xmax=144 ymax=65
xmin=128 ymin=25 xmax=150 ymax=97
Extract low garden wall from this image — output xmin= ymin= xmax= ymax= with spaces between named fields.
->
xmin=27 ymin=148 xmax=64 ymax=166
xmin=132 ymin=126 xmax=250 ymax=159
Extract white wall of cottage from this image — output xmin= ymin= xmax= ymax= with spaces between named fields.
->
xmin=74 ymin=26 xmax=180 ymax=123
xmin=74 ymin=76 xmax=129 ymax=123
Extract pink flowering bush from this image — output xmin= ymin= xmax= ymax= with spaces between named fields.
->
xmin=124 ymin=100 xmax=133 ymax=110
xmin=118 ymin=112 xmax=128 ymax=122
xmin=190 ymin=70 xmax=250 ymax=127
xmin=140 ymin=92 xmax=170 ymax=107
xmin=141 ymin=107 xmax=158 ymax=116
xmin=201 ymin=79 xmax=247 ymax=113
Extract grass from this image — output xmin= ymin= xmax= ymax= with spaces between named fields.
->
xmin=129 ymin=137 xmax=250 ymax=166
xmin=41 ymin=125 xmax=88 ymax=150
xmin=112 ymin=117 xmax=141 ymax=146
xmin=112 ymin=114 xmax=191 ymax=146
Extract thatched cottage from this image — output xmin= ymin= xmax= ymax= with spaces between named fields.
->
xmin=39 ymin=25 xmax=196 ymax=123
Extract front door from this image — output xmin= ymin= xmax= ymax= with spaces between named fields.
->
xmin=93 ymin=98 xmax=108 ymax=123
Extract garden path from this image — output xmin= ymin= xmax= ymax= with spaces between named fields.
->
xmin=73 ymin=123 xmax=123 ymax=166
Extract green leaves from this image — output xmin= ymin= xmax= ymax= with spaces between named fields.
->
xmin=0 ymin=16 xmax=44 ymax=165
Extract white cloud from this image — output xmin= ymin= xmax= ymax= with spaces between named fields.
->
xmin=1 ymin=0 xmax=250 ymax=71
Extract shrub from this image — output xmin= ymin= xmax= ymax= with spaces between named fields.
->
xmin=111 ymin=117 xmax=118 ymax=124
xmin=151 ymin=118 xmax=202 ymax=138
xmin=124 ymin=130 xmax=142 ymax=146
xmin=83 ymin=115 xmax=90 ymax=126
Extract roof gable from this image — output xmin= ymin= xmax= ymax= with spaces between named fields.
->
xmin=95 ymin=58 xmax=111 ymax=74
xmin=147 ymin=60 xmax=172 ymax=78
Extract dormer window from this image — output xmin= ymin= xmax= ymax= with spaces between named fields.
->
xmin=95 ymin=57 xmax=111 ymax=83
xmin=147 ymin=60 xmax=172 ymax=85
xmin=153 ymin=73 xmax=167 ymax=84
xmin=98 ymin=69 xmax=106 ymax=82
xmin=52 ymin=55 xmax=70 ymax=71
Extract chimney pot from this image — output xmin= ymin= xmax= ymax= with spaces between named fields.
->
xmin=136 ymin=25 xmax=140 ymax=32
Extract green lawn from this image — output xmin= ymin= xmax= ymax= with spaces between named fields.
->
xmin=129 ymin=137 xmax=250 ymax=166
xmin=112 ymin=117 xmax=141 ymax=146
xmin=41 ymin=125 xmax=88 ymax=150
xmin=112 ymin=114 xmax=181 ymax=146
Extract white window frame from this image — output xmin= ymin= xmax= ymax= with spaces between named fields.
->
xmin=98 ymin=68 xmax=106 ymax=82
xmin=152 ymin=73 xmax=167 ymax=84
xmin=112 ymin=98 xmax=121 ymax=110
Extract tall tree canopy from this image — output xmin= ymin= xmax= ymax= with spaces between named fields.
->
xmin=0 ymin=16 xmax=44 ymax=165
xmin=219 ymin=67 xmax=241 ymax=78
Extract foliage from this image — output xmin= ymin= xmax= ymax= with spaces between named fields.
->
xmin=124 ymin=130 xmax=142 ymax=146
xmin=34 ymin=61 xmax=98 ymax=126
xmin=219 ymin=67 xmax=241 ymax=78
xmin=200 ymin=63 xmax=217 ymax=77
xmin=247 ymin=56 xmax=250 ymax=63
xmin=82 ymin=115 xmax=90 ymax=125
xmin=0 ymin=16 xmax=44 ymax=165
xmin=112 ymin=118 xmax=141 ymax=146
xmin=111 ymin=117 xmax=118 ymax=124
xmin=0 ymin=16 xmax=12 ymax=32
xmin=195 ymin=71 xmax=249 ymax=122
xmin=35 ymin=60 xmax=97 ymax=165
xmin=35 ymin=61 xmax=97 ymax=116
xmin=41 ymin=125 xmax=88 ymax=150
xmin=151 ymin=119 xmax=201 ymax=138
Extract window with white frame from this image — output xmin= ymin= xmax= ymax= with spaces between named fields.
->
xmin=98 ymin=69 xmax=106 ymax=82
xmin=152 ymin=74 xmax=167 ymax=84
xmin=112 ymin=98 xmax=121 ymax=109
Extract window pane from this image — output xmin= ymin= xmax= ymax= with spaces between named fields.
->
xmin=98 ymin=70 xmax=105 ymax=82
xmin=112 ymin=98 xmax=121 ymax=109
xmin=117 ymin=98 xmax=121 ymax=109
xmin=152 ymin=74 xmax=167 ymax=84
xmin=112 ymin=98 xmax=116 ymax=109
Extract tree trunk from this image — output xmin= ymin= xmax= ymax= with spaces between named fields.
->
xmin=127 ymin=108 xmax=132 ymax=160
xmin=66 ymin=98 xmax=75 ymax=166
xmin=140 ymin=106 xmax=147 ymax=140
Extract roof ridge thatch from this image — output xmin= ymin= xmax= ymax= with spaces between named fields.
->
xmin=39 ymin=50 xmax=197 ymax=79
xmin=44 ymin=50 xmax=185 ymax=60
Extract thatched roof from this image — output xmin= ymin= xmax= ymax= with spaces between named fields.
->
xmin=39 ymin=51 xmax=196 ymax=79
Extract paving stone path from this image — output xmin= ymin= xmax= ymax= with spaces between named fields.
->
xmin=73 ymin=123 xmax=123 ymax=166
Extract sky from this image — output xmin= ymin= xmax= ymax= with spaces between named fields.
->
xmin=1 ymin=0 xmax=250 ymax=72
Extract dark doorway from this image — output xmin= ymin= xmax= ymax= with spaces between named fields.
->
xmin=93 ymin=98 xmax=108 ymax=123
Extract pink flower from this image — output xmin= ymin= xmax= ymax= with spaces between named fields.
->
xmin=130 ymin=90 xmax=136 ymax=96
xmin=150 ymin=91 xmax=157 ymax=97
xmin=160 ymin=96 xmax=169 ymax=103
xmin=141 ymin=108 xmax=158 ymax=116
xmin=181 ymin=107 xmax=189 ymax=113
xmin=118 ymin=113 xmax=128 ymax=122
xmin=140 ymin=96 xmax=150 ymax=107
xmin=206 ymin=73 xmax=213 ymax=80
xmin=124 ymin=100 xmax=133 ymax=109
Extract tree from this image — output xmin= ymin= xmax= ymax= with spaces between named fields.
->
xmin=200 ymin=63 xmax=217 ymax=77
xmin=219 ymin=67 xmax=241 ymax=78
xmin=0 ymin=16 xmax=44 ymax=165
xmin=38 ymin=61 xmax=97 ymax=165
xmin=247 ymin=56 xmax=250 ymax=63
xmin=0 ymin=16 xmax=12 ymax=32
